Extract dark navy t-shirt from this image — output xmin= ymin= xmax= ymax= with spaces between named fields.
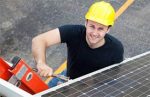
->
xmin=59 ymin=25 xmax=124 ymax=79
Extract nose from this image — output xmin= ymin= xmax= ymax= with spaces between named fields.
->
xmin=92 ymin=29 xmax=99 ymax=37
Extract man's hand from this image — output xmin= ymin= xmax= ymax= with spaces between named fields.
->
xmin=37 ymin=64 xmax=53 ymax=77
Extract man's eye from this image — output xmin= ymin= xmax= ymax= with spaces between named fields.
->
xmin=98 ymin=28 xmax=104 ymax=31
xmin=90 ymin=26 xmax=94 ymax=29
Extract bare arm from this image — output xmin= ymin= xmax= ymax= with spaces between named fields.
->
xmin=32 ymin=28 xmax=61 ymax=76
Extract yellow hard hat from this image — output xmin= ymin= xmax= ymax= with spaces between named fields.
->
xmin=85 ymin=1 xmax=115 ymax=26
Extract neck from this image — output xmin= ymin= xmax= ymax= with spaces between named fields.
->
xmin=86 ymin=37 xmax=105 ymax=49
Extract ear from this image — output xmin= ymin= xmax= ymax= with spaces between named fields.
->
xmin=85 ymin=20 xmax=88 ymax=26
xmin=106 ymin=28 xmax=110 ymax=33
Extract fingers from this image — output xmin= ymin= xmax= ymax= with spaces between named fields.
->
xmin=39 ymin=70 xmax=47 ymax=77
xmin=42 ymin=69 xmax=53 ymax=77
xmin=48 ymin=69 xmax=53 ymax=76
xmin=37 ymin=64 xmax=53 ymax=77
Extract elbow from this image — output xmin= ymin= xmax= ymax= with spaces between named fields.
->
xmin=32 ymin=36 xmax=42 ymax=48
xmin=32 ymin=35 xmax=47 ymax=48
xmin=32 ymin=36 xmax=44 ymax=52
xmin=32 ymin=36 xmax=38 ymax=45
xmin=32 ymin=35 xmax=43 ymax=45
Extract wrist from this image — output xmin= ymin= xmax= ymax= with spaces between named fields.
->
xmin=37 ymin=60 xmax=46 ymax=65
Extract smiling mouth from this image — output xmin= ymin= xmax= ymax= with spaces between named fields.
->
xmin=90 ymin=35 xmax=100 ymax=39
xmin=91 ymin=37 xmax=97 ymax=40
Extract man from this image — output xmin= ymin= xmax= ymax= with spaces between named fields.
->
xmin=32 ymin=1 xmax=124 ymax=79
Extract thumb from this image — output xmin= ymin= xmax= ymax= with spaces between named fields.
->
xmin=48 ymin=69 xmax=53 ymax=76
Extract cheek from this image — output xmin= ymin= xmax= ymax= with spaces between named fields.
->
xmin=86 ymin=28 xmax=93 ymax=33
xmin=97 ymin=32 xmax=106 ymax=38
xmin=86 ymin=29 xmax=92 ymax=35
xmin=101 ymin=33 xmax=106 ymax=36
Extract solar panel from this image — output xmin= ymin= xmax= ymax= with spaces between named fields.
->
xmin=37 ymin=52 xmax=150 ymax=97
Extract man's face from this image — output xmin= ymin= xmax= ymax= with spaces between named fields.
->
xmin=85 ymin=20 xmax=109 ymax=47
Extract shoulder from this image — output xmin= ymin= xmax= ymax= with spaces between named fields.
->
xmin=58 ymin=24 xmax=86 ymax=43
xmin=58 ymin=24 xmax=85 ymax=33
xmin=106 ymin=34 xmax=124 ymax=51
xmin=106 ymin=34 xmax=124 ymax=63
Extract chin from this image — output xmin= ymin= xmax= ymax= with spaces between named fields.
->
xmin=89 ymin=40 xmax=98 ymax=45
xmin=89 ymin=38 xmax=99 ymax=43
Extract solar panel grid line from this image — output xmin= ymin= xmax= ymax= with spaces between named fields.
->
xmin=78 ymin=55 xmax=149 ymax=96
xmin=104 ymin=82 xmax=140 ymax=96
xmin=113 ymin=64 xmax=149 ymax=82
xmin=118 ymin=61 xmax=150 ymax=79
xmin=50 ymin=92 xmax=65 ymax=97
xmin=136 ymin=86 xmax=150 ymax=95
xmin=123 ymin=94 xmax=132 ymax=97
xmin=59 ymin=55 xmax=150 ymax=96
xmin=116 ymin=80 xmax=146 ymax=96
xmin=59 ymin=77 xmax=106 ymax=97
xmin=58 ymin=87 xmax=79 ymax=97
xmin=81 ymin=77 xmax=110 ymax=94
xmin=76 ymin=72 xmax=135 ymax=95
xmin=48 ymin=70 xmax=120 ymax=96
xmin=78 ymin=85 xmax=108 ymax=97
xmin=112 ymin=56 xmax=150 ymax=78
xmin=45 ymin=91 xmax=58 ymax=97
xmin=121 ymin=51 xmax=150 ymax=64
xmin=65 ymin=83 xmax=90 ymax=97
xmin=119 ymin=55 xmax=150 ymax=72
xmin=128 ymin=90 xmax=143 ymax=97
xmin=110 ymin=67 xmax=150 ymax=96
xmin=70 ymin=82 xmax=99 ymax=94
xmin=41 ymin=90 xmax=67 ymax=97
xmin=135 ymin=73 xmax=150 ymax=95
xmin=106 ymin=64 xmax=150 ymax=96
xmin=127 ymin=89 xmax=142 ymax=97
xmin=139 ymin=93 xmax=149 ymax=97
xmin=144 ymin=90 xmax=150 ymax=96
xmin=131 ymin=77 xmax=148 ymax=86
xmin=76 ymin=76 xmax=116 ymax=96
xmin=67 ymin=92 xmax=83 ymax=97
xmin=54 ymin=83 xmax=82 ymax=95
xmin=38 ymin=51 xmax=150 ymax=97
xmin=129 ymin=74 xmax=142 ymax=82
xmin=126 ymin=57 xmax=149 ymax=68
xmin=120 ymin=60 xmax=147 ymax=72
xmin=125 ymin=67 xmax=149 ymax=81
xmin=58 ymin=79 xmax=101 ymax=96
xmin=82 ymin=81 xmax=117 ymax=96
xmin=79 ymin=56 xmax=150 ymax=97
xmin=89 ymin=71 xmax=148 ymax=96
xmin=52 ymin=69 xmax=119 ymax=94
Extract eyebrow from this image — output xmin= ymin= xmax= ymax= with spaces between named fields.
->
xmin=89 ymin=24 xmax=106 ymax=30
xmin=98 ymin=27 xmax=104 ymax=29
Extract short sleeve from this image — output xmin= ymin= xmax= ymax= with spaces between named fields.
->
xmin=111 ymin=42 xmax=124 ymax=64
xmin=58 ymin=25 xmax=85 ymax=43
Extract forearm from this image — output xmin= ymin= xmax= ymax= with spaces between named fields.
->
xmin=32 ymin=36 xmax=47 ymax=65
xmin=32 ymin=29 xmax=61 ymax=76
